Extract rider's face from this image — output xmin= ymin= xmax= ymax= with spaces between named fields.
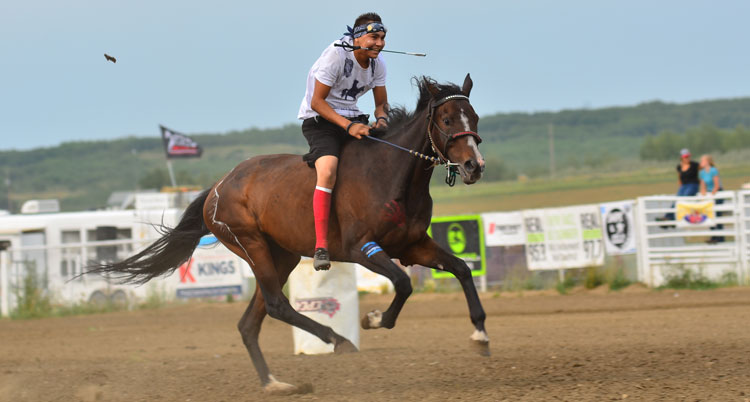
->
xmin=354 ymin=31 xmax=386 ymax=58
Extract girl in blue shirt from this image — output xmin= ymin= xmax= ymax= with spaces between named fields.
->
xmin=699 ymin=154 xmax=724 ymax=243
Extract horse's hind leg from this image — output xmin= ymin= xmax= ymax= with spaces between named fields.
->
xmin=232 ymin=236 xmax=356 ymax=393
xmin=237 ymin=244 xmax=305 ymax=394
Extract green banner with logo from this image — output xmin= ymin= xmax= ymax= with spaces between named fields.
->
xmin=427 ymin=214 xmax=487 ymax=278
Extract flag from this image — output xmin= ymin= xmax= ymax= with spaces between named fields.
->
xmin=160 ymin=125 xmax=203 ymax=158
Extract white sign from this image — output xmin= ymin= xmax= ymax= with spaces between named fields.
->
xmin=173 ymin=242 xmax=246 ymax=298
xmin=481 ymin=212 xmax=525 ymax=246
xmin=600 ymin=201 xmax=637 ymax=255
xmin=523 ymin=205 xmax=605 ymax=270
xmin=289 ymin=259 xmax=359 ymax=355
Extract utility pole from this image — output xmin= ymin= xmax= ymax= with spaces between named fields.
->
xmin=548 ymin=124 xmax=556 ymax=178
xmin=4 ymin=168 xmax=10 ymax=213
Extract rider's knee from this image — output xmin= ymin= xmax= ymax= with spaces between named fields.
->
xmin=316 ymin=163 xmax=338 ymax=187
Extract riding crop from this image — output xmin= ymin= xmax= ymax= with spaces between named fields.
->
xmin=333 ymin=42 xmax=426 ymax=57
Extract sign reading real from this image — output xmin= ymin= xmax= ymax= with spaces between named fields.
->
xmin=523 ymin=205 xmax=604 ymax=271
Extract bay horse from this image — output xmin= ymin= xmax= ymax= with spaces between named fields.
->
xmin=89 ymin=74 xmax=489 ymax=395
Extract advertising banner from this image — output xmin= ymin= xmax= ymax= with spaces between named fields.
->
xmin=174 ymin=237 xmax=246 ymax=298
xmin=481 ymin=212 xmax=525 ymax=247
xmin=599 ymin=200 xmax=637 ymax=255
xmin=523 ymin=205 xmax=604 ymax=270
xmin=675 ymin=200 xmax=715 ymax=228
xmin=289 ymin=260 xmax=359 ymax=355
xmin=428 ymin=215 xmax=486 ymax=278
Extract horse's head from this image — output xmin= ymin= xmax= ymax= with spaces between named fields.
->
xmin=425 ymin=74 xmax=485 ymax=184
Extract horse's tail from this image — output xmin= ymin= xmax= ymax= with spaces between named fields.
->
xmin=86 ymin=188 xmax=211 ymax=284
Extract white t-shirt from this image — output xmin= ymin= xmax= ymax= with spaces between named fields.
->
xmin=298 ymin=39 xmax=387 ymax=120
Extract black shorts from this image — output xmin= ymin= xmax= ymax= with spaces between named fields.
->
xmin=301 ymin=115 xmax=369 ymax=167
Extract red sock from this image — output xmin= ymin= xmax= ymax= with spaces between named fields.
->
xmin=313 ymin=186 xmax=332 ymax=249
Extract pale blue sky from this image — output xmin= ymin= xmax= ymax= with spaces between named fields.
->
xmin=1 ymin=0 xmax=748 ymax=150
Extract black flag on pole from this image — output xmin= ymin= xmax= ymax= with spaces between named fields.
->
xmin=160 ymin=125 xmax=203 ymax=158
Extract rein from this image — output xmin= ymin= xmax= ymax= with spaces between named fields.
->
xmin=364 ymin=93 xmax=481 ymax=187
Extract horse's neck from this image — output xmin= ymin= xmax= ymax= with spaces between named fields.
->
xmin=382 ymin=112 xmax=435 ymax=205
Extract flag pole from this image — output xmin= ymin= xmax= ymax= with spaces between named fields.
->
xmin=166 ymin=159 xmax=177 ymax=188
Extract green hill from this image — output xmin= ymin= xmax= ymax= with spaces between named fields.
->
xmin=2 ymin=97 xmax=749 ymax=212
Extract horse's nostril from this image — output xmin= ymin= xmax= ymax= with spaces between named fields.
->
xmin=464 ymin=160 xmax=477 ymax=172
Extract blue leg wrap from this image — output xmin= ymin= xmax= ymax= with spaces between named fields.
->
xmin=361 ymin=241 xmax=383 ymax=258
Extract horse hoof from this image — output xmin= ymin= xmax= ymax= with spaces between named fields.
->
xmin=263 ymin=376 xmax=313 ymax=396
xmin=361 ymin=310 xmax=382 ymax=329
xmin=470 ymin=330 xmax=491 ymax=357
xmin=334 ymin=339 xmax=359 ymax=354
xmin=471 ymin=340 xmax=491 ymax=357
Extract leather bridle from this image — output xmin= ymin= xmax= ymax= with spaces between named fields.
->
xmin=425 ymin=94 xmax=483 ymax=165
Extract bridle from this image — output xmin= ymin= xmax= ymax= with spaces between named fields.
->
xmin=425 ymin=94 xmax=482 ymax=185
xmin=425 ymin=94 xmax=482 ymax=166
xmin=363 ymin=93 xmax=483 ymax=186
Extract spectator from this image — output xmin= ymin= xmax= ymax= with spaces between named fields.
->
xmin=659 ymin=148 xmax=699 ymax=225
xmin=699 ymin=154 xmax=724 ymax=243
xmin=676 ymin=148 xmax=700 ymax=196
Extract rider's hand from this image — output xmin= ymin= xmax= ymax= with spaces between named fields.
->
xmin=348 ymin=123 xmax=370 ymax=139
xmin=371 ymin=118 xmax=388 ymax=130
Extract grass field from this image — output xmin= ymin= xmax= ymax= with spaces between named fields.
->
xmin=432 ymin=164 xmax=750 ymax=215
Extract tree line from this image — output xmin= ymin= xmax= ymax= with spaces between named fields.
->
xmin=2 ymin=96 xmax=750 ymax=212
xmin=640 ymin=125 xmax=750 ymax=161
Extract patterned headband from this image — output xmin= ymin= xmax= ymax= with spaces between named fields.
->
xmin=344 ymin=22 xmax=387 ymax=39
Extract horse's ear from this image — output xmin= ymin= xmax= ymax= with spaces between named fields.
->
xmin=462 ymin=73 xmax=473 ymax=97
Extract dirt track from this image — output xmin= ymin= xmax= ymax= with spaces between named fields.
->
xmin=2 ymin=287 xmax=750 ymax=401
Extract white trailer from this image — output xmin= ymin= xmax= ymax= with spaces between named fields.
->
xmin=0 ymin=207 xmax=253 ymax=316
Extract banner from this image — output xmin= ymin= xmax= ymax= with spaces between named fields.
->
xmin=599 ymin=201 xmax=637 ymax=255
xmin=288 ymin=260 xmax=359 ymax=355
xmin=160 ymin=125 xmax=203 ymax=158
xmin=676 ymin=200 xmax=715 ymax=228
xmin=174 ymin=240 xmax=245 ymax=298
xmin=481 ymin=212 xmax=525 ymax=247
xmin=428 ymin=215 xmax=487 ymax=278
xmin=523 ymin=205 xmax=604 ymax=270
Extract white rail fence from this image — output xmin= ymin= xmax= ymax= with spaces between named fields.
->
xmin=636 ymin=191 xmax=746 ymax=287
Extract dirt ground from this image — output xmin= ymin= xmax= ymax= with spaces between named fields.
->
xmin=2 ymin=287 xmax=750 ymax=402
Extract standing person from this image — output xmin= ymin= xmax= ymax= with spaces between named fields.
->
xmin=676 ymin=148 xmax=700 ymax=196
xmin=659 ymin=148 xmax=700 ymax=225
xmin=699 ymin=154 xmax=724 ymax=243
xmin=298 ymin=12 xmax=389 ymax=270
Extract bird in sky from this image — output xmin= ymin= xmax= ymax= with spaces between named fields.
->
xmin=104 ymin=53 xmax=116 ymax=63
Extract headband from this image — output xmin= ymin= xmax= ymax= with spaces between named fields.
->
xmin=344 ymin=22 xmax=387 ymax=39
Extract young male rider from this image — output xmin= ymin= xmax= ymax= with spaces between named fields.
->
xmin=298 ymin=12 xmax=390 ymax=271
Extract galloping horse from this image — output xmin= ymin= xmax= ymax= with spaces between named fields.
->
xmin=90 ymin=74 xmax=489 ymax=394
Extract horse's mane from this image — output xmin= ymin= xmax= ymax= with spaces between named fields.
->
xmin=375 ymin=76 xmax=464 ymax=136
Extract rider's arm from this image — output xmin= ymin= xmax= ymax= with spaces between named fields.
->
xmin=372 ymin=86 xmax=388 ymax=129
xmin=311 ymin=79 xmax=369 ymax=139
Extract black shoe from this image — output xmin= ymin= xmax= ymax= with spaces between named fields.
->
xmin=313 ymin=248 xmax=331 ymax=271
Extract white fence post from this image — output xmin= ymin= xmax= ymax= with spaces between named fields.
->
xmin=1 ymin=249 xmax=10 ymax=317
xmin=737 ymin=190 xmax=750 ymax=284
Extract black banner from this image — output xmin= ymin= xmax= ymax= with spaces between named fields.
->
xmin=160 ymin=125 xmax=203 ymax=159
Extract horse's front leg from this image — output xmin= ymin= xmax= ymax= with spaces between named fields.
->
xmin=352 ymin=241 xmax=412 ymax=330
xmin=401 ymin=236 xmax=490 ymax=356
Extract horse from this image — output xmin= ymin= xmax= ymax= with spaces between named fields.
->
xmin=89 ymin=74 xmax=489 ymax=395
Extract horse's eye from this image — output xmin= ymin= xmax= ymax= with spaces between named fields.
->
xmin=443 ymin=118 xmax=450 ymax=125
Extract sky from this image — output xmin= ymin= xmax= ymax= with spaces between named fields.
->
xmin=1 ymin=0 xmax=749 ymax=151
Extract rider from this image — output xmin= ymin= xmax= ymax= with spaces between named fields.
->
xmin=298 ymin=12 xmax=390 ymax=270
